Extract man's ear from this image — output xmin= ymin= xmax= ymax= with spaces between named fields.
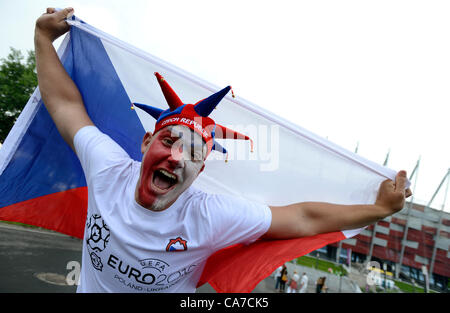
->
xmin=141 ymin=132 xmax=153 ymax=154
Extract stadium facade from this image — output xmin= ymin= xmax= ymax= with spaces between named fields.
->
xmin=325 ymin=200 xmax=449 ymax=291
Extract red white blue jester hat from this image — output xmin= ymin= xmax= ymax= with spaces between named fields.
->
xmin=133 ymin=72 xmax=253 ymax=159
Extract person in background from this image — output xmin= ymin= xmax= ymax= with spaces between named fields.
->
xmin=316 ymin=276 xmax=326 ymax=293
xmin=298 ymin=272 xmax=308 ymax=293
xmin=274 ymin=265 xmax=282 ymax=291
xmin=279 ymin=264 xmax=288 ymax=292
xmin=286 ymin=270 xmax=300 ymax=293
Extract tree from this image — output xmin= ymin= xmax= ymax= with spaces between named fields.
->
xmin=0 ymin=48 xmax=37 ymax=144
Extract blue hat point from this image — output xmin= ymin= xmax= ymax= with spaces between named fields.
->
xmin=133 ymin=102 xmax=164 ymax=120
xmin=212 ymin=141 xmax=227 ymax=154
xmin=212 ymin=140 xmax=229 ymax=162
xmin=194 ymin=86 xmax=231 ymax=117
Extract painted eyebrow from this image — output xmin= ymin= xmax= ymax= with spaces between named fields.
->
xmin=159 ymin=129 xmax=182 ymax=139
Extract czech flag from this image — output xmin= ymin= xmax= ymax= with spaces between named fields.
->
xmin=0 ymin=13 xmax=408 ymax=292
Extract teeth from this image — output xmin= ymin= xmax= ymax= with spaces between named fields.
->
xmin=159 ymin=169 xmax=177 ymax=181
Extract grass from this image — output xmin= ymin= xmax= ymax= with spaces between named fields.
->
xmin=394 ymin=280 xmax=438 ymax=293
xmin=394 ymin=280 xmax=424 ymax=293
xmin=296 ymin=255 xmax=347 ymax=276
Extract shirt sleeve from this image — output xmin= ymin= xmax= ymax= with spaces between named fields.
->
xmin=202 ymin=193 xmax=272 ymax=252
xmin=73 ymin=126 xmax=131 ymax=183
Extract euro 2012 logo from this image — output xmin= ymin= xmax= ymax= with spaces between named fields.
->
xmin=86 ymin=214 xmax=110 ymax=252
xmin=86 ymin=214 xmax=110 ymax=271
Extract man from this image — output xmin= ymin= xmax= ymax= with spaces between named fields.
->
xmin=34 ymin=8 xmax=411 ymax=293
xmin=298 ymin=272 xmax=308 ymax=293
xmin=274 ymin=265 xmax=282 ymax=290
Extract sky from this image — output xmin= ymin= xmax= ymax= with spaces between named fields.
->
xmin=0 ymin=0 xmax=449 ymax=211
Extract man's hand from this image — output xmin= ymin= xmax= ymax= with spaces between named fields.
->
xmin=34 ymin=7 xmax=94 ymax=151
xmin=35 ymin=7 xmax=73 ymax=44
xmin=264 ymin=170 xmax=413 ymax=240
xmin=375 ymin=170 xmax=413 ymax=214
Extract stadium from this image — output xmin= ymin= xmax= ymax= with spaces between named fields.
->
xmin=323 ymin=168 xmax=449 ymax=292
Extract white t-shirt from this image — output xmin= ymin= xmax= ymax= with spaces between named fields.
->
xmin=74 ymin=126 xmax=272 ymax=293
xmin=274 ymin=266 xmax=282 ymax=278
xmin=299 ymin=275 xmax=308 ymax=292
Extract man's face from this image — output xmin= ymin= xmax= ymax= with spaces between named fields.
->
xmin=135 ymin=125 xmax=207 ymax=211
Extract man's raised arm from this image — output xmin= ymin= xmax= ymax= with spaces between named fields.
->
xmin=263 ymin=170 xmax=412 ymax=239
xmin=34 ymin=7 xmax=93 ymax=150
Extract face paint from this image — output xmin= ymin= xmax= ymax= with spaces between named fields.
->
xmin=135 ymin=125 xmax=206 ymax=211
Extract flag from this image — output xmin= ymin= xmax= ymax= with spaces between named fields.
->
xmin=0 ymin=14 xmax=409 ymax=292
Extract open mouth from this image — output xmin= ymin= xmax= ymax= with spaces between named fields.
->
xmin=152 ymin=169 xmax=178 ymax=192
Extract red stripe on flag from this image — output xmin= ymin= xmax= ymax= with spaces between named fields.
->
xmin=198 ymin=231 xmax=346 ymax=293
xmin=0 ymin=187 xmax=88 ymax=239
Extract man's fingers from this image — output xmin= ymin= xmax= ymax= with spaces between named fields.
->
xmin=41 ymin=7 xmax=73 ymax=21
xmin=381 ymin=179 xmax=394 ymax=190
xmin=42 ymin=8 xmax=55 ymax=16
xmin=56 ymin=7 xmax=74 ymax=20
xmin=405 ymin=188 xmax=412 ymax=198
xmin=395 ymin=170 xmax=407 ymax=194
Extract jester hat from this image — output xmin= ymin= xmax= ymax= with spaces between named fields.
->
xmin=133 ymin=72 xmax=253 ymax=159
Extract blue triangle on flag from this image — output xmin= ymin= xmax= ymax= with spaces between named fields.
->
xmin=0 ymin=26 xmax=146 ymax=208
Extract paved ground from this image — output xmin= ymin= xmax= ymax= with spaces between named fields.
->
xmin=0 ymin=223 xmax=81 ymax=292
xmin=196 ymin=262 xmax=359 ymax=293
xmin=0 ymin=222 xmax=359 ymax=293
xmin=196 ymin=272 xmax=278 ymax=293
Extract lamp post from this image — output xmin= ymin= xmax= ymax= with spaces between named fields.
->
xmin=392 ymin=264 xmax=395 ymax=290
xmin=421 ymin=266 xmax=429 ymax=293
